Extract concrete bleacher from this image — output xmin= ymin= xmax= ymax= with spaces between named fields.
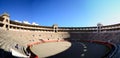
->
xmin=6 ymin=30 xmax=70 ymax=45
xmin=1 ymin=27 xmax=120 ymax=58
xmin=1 ymin=39 xmax=13 ymax=51
xmin=69 ymin=32 xmax=120 ymax=44
xmin=0 ymin=28 xmax=71 ymax=58
xmin=0 ymin=29 xmax=30 ymax=57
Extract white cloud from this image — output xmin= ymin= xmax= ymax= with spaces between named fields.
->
xmin=14 ymin=20 xmax=22 ymax=23
xmin=22 ymin=21 xmax=30 ymax=24
xmin=101 ymin=15 xmax=120 ymax=26
xmin=32 ymin=22 xmax=39 ymax=25
xmin=14 ymin=20 xmax=39 ymax=25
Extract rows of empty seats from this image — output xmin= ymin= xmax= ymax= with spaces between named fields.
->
xmin=0 ymin=28 xmax=29 ymax=57
xmin=0 ymin=28 xmax=71 ymax=57
xmin=69 ymin=32 xmax=120 ymax=44
xmin=1 ymin=26 xmax=120 ymax=57
xmin=6 ymin=30 xmax=70 ymax=45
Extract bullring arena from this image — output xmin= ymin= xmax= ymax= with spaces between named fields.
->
xmin=0 ymin=13 xmax=120 ymax=58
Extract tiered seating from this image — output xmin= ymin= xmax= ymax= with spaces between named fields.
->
xmin=1 ymin=27 xmax=120 ymax=58
xmin=0 ymin=39 xmax=6 ymax=48
xmin=1 ymin=39 xmax=13 ymax=51
xmin=0 ymin=29 xmax=30 ymax=57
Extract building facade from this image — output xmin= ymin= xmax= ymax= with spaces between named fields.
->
xmin=0 ymin=13 xmax=120 ymax=44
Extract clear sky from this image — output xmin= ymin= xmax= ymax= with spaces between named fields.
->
xmin=0 ymin=0 xmax=120 ymax=27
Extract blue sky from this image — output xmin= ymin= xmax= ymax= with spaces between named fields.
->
xmin=0 ymin=0 xmax=120 ymax=27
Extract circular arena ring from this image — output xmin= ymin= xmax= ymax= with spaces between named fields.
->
xmin=27 ymin=39 xmax=115 ymax=58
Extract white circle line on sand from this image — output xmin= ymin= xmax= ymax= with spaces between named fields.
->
xmin=81 ymin=53 xmax=85 ymax=57
xmin=83 ymin=49 xmax=87 ymax=52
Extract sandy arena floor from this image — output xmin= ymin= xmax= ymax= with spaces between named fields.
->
xmin=30 ymin=41 xmax=71 ymax=58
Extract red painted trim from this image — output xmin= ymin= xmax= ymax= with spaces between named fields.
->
xmin=27 ymin=39 xmax=67 ymax=58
